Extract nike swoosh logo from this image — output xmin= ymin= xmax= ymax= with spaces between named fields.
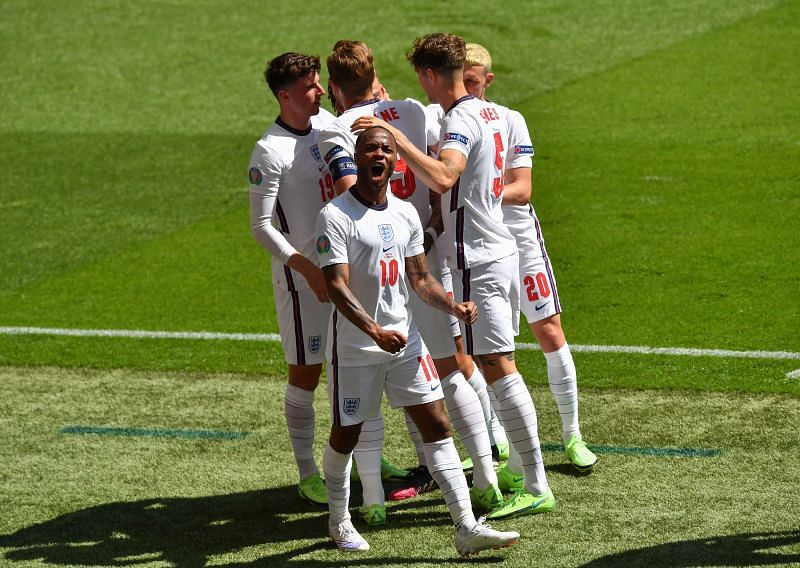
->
xmin=534 ymin=302 xmax=551 ymax=312
xmin=430 ymin=382 xmax=440 ymax=391
xmin=318 ymin=164 xmax=325 ymax=171
xmin=382 ymin=246 xmax=395 ymax=253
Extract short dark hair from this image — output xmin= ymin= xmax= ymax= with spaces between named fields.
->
xmin=407 ymin=33 xmax=466 ymax=75
xmin=264 ymin=52 xmax=321 ymax=96
xmin=355 ymin=125 xmax=396 ymax=153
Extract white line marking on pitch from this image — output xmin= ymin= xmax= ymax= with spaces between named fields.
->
xmin=1 ymin=326 xmax=799 ymax=361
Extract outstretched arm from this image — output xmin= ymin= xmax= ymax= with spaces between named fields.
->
xmin=323 ymin=263 xmax=407 ymax=353
xmin=405 ymin=254 xmax=477 ymax=324
xmin=351 ymin=115 xmax=465 ymax=194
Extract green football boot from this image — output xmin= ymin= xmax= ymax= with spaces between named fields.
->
xmin=380 ymin=456 xmax=410 ymax=480
xmin=298 ymin=473 xmax=327 ymax=505
xmin=359 ymin=503 xmax=387 ymax=526
xmin=351 ymin=455 xmax=410 ymax=482
xmin=496 ymin=441 xmax=510 ymax=463
xmin=496 ymin=463 xmax=524 ymax=492
xmin=469 ymin=483 xmax=504 ymax=511
xmin=564 ymin=434 xmax=598 ymax=472
xmin=485 ymin=488 xmax=555 ymax=520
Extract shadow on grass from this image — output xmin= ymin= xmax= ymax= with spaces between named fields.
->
xmin=0 ymin=486 xmax=501 ymax=567
xmin=580 ymin=530 xmax=800 ymax=567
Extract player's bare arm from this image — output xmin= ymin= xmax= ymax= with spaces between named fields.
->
xmin=350 ymin=115 xmax=465 ymax=194
xmin=322 ymin=263 xmax=407 ymax=353
xmin=405 ymin=253 xmax=478 ymax=324
xmin=286 ymin=253 xmax=329 ymax=302
xmin=501 ymin=167 xmax=532 ymax=206
xmin=423 ymin=192 xmax=444 ymax=254
xmin=333 ymin=175 xmax=355 ymax=196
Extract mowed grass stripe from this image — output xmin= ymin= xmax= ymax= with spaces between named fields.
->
xmin=60 ymin=425 xmax=248 ymax=440
xmin=2 ymin=325 xmax=797 ymax=361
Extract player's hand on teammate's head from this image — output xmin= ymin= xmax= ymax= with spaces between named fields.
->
xmin=374 ymin=329 xmax=408 ymax=353
xmin=351 ymin=115 xmax=393 ymax=136
xmin=453 ymin=301 xmax=478 ymax=324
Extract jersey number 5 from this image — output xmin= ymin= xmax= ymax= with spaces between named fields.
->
xmin=390 ymin=157 xmax=416 ymax=199
xmin=492 ymin=132 xmax=505 ymax=198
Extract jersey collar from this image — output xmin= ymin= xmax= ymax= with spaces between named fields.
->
xmin=275 ymin=116 xmax=312 ymax=136
xmin=350 ymin=97 xmax=381 ymax=110
xmin=349 ymin=186 xmax=388 ymax=211
xmin=446 ymin=94 xmax=474 ymax=114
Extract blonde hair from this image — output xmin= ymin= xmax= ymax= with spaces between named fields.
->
xmin=465 ymin=43 xmax=492 ymax=72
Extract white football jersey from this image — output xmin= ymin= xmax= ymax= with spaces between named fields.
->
xmin=249 ymin=108 xmax=336 ymax=290
xmin=495 ymin=104 xmax=541 ymax=253
xmin=438 ymin=96 xmax=516 ymax=270
xmin=315 ymin=189 xmax=425 ymax=366
xmin=318 ymin=98 xmax=436 ymax=226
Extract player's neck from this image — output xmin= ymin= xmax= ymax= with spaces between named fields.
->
xmin=343 ymin=90 xmax=378 ymax=112
xmin=439 ymin=86 xmax=471 ymax=114
xmin=278 ymin=108 xmax=312 ymax=132
xmin=352 ymin=181 xmax=387 ymax=207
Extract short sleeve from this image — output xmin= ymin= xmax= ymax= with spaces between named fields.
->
xmin=319 ymin=124 xmax=356 ymax=183
xmin=439 ymin=109 xmax=474 ymax=159
xmin=315 ymin=204 xmax=350 ymax=268
xmin=405 ymin=205 xmax=425 ymax=258
xmin=505 ymin=110 xmax=534 ymax=170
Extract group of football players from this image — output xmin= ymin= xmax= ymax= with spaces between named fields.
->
xmin=248 ymin=33 xmax=597 ymax=557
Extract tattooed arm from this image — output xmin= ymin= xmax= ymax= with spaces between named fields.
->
xmin=405 ymin=254 xmax=478 ymax=324
xmin=323 ymin=263 xmax=407 ymax=353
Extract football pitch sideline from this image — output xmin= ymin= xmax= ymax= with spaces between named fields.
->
xmin=1 ymin=366 xmax=799 ymax=567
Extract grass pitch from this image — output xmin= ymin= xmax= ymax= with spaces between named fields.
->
xmin=1 ymin=366 xmax=799 ymax=567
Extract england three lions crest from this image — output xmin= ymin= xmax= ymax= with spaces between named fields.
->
xmin=343 ymin=398 xmax=360 ymax=415
xmin=378 ymin=224 xmax=394 ymax=242
xmin=308 ymin=335 xmax=321 ymax=355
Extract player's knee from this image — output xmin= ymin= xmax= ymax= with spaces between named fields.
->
xmin=329 ymin=423 xmax=362 ymax=454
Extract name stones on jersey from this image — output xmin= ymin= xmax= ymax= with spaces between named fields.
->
xmin=378 ymin=224 xmax=394 ymax=243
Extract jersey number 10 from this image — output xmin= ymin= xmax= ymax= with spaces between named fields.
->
xmin=380 ymin=259 xmax=399 ymax=286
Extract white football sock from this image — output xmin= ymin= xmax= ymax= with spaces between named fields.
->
xmin=486 ymin=382 xmax=509 ymax=447
xmin=442 ymin=371 xmax=496 ymax=490
xmin=465 ymin=365 xmax=508 ymax=448
xmin=544 ymin=343 xmax=581 ymax=442
xmin=489 ymin=373 xmax=549 ymax=495
xmin=404 ymin=408 xmax=427 ymax=466
xmin=504 ymin=442 xmax=523 ymax=475
xmin=284 ymin=383 xmax=318 ymax=480
xmin=353 ymin=415 xmax=385 ymax=507
xmin=423 ymin=438 xmax=476 ymax=531
xmin=323 ymin=443 xmax=352 ymax=526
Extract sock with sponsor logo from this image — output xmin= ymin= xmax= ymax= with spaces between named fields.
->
xmin=285 ymin=383 xmax=318 ymax=480
xmin=544 ymin=343 xmax=581 ymax=442
xmin=424 ymin=437 xmax=477 ymax=531
xmin=353 ymin=415 xmax=385 ymax=507
xmin=324 ymin=443 xmax=353 ymax=526
xmin=443 ymin=371 xmax=496 ymax=490
xmin=489 ymin=373 xmax=549 ymax=496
